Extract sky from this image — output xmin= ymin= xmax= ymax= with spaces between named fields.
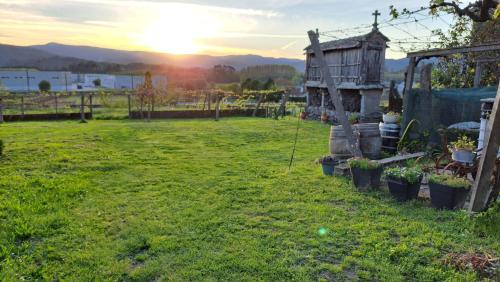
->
xmin=0 ymin=0 xmax=456 ymax=59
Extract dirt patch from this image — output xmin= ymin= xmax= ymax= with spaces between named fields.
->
xmin=444 ymin=252 xmax=499 ymax=280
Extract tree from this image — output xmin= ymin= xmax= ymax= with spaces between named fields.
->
xmin=136 ymin=72 xmax=154 ymax=121
xmin=390 ymin=1 xmax=499 ymax=22
xmin=38 ymin=80 xmax=51 ymax=93
xmin=93 ymin=78 xmax=101 ymax=88
xmin=390 ymin=1 xmax=500 ymax=88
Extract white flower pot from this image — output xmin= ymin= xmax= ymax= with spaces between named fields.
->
xmin=383 ymin=114 xmax=399 ymax=124
xmin=452 ymin=149 xmax=474 ymax=164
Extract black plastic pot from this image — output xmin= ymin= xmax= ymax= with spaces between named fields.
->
xmin=370 ymin=167 xmax=383 ymax=189
xmin=351 ymin=167 xmax=382 ymax=192
xmin=429 ymin=182 xmax=469 ymax=210
xmin=387 ymin=178 xmax=421 ymax=202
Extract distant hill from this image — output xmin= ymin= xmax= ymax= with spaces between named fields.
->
xmin=1 ymin=42 xmax=411 ymax=74
xmin=30 ymin=43 xmax=306 ymax=72
xmin=385 ymin=58 xmax=409 ymax=72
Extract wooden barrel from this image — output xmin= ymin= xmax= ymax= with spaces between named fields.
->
xmin=329 ymin=125 xmax=352 ymax=160
xmin=356 ymin=123 xmax=382 ymax=159
xmin=379 ymin=123 xmax=400 ymax=154
xmin=329 ymin=124 xmax=382 ymax=160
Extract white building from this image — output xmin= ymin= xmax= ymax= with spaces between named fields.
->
xmin=0 ymin=70 xmax=167 ymax=92
xmin=0 ymin=70 xmax=73 ymax=92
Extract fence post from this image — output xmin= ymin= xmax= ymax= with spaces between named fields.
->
xmin=208 ymin=92 xmax=212 ymax=111
xmin=54 ymin=93 xmax=58 ymax=114
xmin=89 ymin=93 xmax=93 ymax=119
xmin=80 ymin=93 xmax=86 ymax=122
xmin=21 ymin=96 xmax=25 ymax=116
xmin=128 ymin=94 xmax=132 ymax=119
xmin=215 ymin=94 xmax=220 ymax=121
xmin=0 ymin=98 xmax=4 ymax=123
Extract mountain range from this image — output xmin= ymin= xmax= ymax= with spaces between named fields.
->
xmin=0 ymin=42 xmax=409 ymax=73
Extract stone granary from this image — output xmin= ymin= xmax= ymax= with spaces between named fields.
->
xmin=304 ymin=28 xmax=389 ymax=122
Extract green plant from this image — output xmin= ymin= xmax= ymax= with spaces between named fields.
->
xmin=316 ymin=155 xmax=336 ymax=165
xmin=428 ymin=173 xmax=472 ymax=189
xmin=384 ymin=166 xmax=423 ymax=184
xmin=348 ymin=113 xmax=359 ymax=124
xmin=348 ymin=158 xmax=380 ymax=170
xmin=450 ymin=135 xmax=476 ymax=151
xmin=0 ymin=139 xmax=3 ymax=156
xmin=386 ymin=111 xmax=400 ymax=116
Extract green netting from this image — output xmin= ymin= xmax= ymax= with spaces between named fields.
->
xmin=404 ymin=86 xmax=497 ymax=144
xmin=432 ymin=86 xmax=497 ymax=101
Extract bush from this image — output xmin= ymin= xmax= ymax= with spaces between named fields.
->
xmin=384 ymin=166 xmax=423 ymax=184
xmin=428 ymin=173 xmax=471 ymax=189
xmin=348 ymin=158 xmax=380 ymax=170
xmin=38 ymin=80 xmax=51 ymax=92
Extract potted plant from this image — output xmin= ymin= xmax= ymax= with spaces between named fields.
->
xmin=384 ymin=166 xmax=423 ymax=202
xmin=316 ymin=156 xmax=338 ymax=176
xmin=449 ymin=135 xmax=476 ymax=164
xmin=321 ymin=113 xmax=329 ymax=123
xmin=428 ymin=173 xmax=471 ymax=210
xmin=348 ymin=113 xmax=359 ymax=125
xmin=348 ymin=158 xmax=382 ymax=192
xmin=383 ymin=112 xmax=400 ymax=124
xmin=300 ymin=111 xmax=307 ymax=120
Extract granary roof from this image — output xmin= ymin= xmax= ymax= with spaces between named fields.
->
xmin=304 ymin=29 xmax=390 ymax=53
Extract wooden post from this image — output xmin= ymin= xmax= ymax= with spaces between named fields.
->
xmin=308 ymin=30 xmax=362 ymax=157
xmin=468 ymin=84 xmax=500 ymax=213
xmin=80 ymin=94 xmax=86 ymax=122
xmin=474 ymin=61 xmax=482 ymax=88
xmin=208 ymin=92 xmax=212 ymax=111
xmin=128 ymin=94 xmax=132 ymax=119
xmin=54 ymin=94 xmax=58 ymax=114
xmin=215 ymin=93 xmax=221 ymax=121
xmin=89 ymin=94 xmax=93 ymax=119
xmin=253 ymin=94 xmax=264 ymax=117
xmin=401 ymin=57 xmax=417 ymax=131
xmin=0 ymin=98 xmax=4 ymax=123
xmin=21 ymin=96 xmax=25 ymax=116
xmin=279 ymin=92 xmax=290 ymax=118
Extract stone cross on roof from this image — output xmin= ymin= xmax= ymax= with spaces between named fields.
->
xmin=372 ymin=10 xmax=381 ymax=30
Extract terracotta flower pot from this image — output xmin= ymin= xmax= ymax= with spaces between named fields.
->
xmin=321 ymin=114 xmax=329 ymax=123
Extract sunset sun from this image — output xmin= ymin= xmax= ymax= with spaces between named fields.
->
xmin=139 ymin=5 xmax=220 ymax=54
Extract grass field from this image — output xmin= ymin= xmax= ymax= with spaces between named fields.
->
xmin=0 ymin=118 xmax=498 ymax=281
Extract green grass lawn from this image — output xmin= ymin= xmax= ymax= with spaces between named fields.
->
xmin=0 ymin=118 xmax=498 ymax=281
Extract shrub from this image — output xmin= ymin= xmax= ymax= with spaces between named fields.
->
xmin=384 ymin=166 xmax=423 ymax=184
xmin=348 ymin=158 xmax=380 ymax=170
xmin=428 ymin=173 xmax=471 ymax=189
xmin=38 ymin=80 xmax=51 ymax=92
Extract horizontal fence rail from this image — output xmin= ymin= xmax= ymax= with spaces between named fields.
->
xmin=0 ymin=92 xmax=305 ymax=122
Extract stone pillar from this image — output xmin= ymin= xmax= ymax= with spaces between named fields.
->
xmin=359 ymin=88 xmax=383 ymax=121
xmin=320 ymin=90 xmax=325 ymax=113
